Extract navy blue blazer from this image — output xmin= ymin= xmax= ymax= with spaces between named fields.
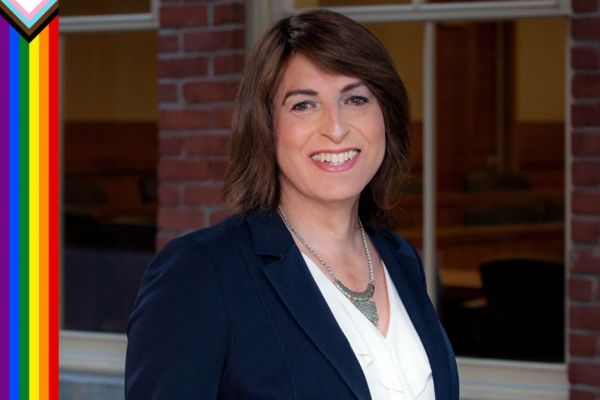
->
xmin=125 ymin=209 xmax=459 ymax=399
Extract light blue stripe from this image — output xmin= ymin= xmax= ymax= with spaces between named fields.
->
xmin=9 ymin=25 xmax=20 ymax=400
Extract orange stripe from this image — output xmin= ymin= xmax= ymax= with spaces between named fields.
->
xmin=39 ymin=25 xmax=49 ymax=400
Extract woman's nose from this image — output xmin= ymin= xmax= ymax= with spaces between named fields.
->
xmin=319 ymin=105 xmax=349 ymax=143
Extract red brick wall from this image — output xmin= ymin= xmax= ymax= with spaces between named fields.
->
xmin=570 ymin=0 xmax=600 ymax=397
xmin=156 ymin=0 xmax=244 ymax=248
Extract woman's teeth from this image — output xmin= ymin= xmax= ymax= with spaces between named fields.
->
xmin=311 ymin=150 xmax=359 ymax=165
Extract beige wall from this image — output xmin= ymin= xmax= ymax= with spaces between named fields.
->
xmin=515 ymin=18 xmax=566 ymax=123
xmin=366 ymin=22 xmax=425 ymax=121
xmin=63 ymin=30 xmax=157 ymax=122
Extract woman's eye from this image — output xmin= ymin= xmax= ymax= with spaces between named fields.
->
xmin=291 ymin=101 xmax=315 ymax=112
xmin=346 ymin=96 xmax=369 ymax=106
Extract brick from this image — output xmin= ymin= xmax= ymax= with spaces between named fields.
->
xmin=183 ymin=80 xmax=239 ymax=103
xmin=161 ymin=4 xmax=207 ymax=28
xmin=574 ymin=74 xmax=600 ymax=98
xmin=158 ymin=33 xmax=179 ymax=53
xmin=184 ymin=184 xmax=223 ymax=205
xmin=159 ymin=109 xmax=210 ymax=130
xmin=160 ymin=137 xmax=183 ymax=156
xmin=572 ymin=47 xmax=599 ymax=70
xmin=183 ymin=28 xmax=244 ymax=52
xmin=158 ymin=83 xmax=178 ymax=103
xmin=573 ymin=248 xmax=600 ymax=273
xmin=158 ymin=208 xmax=205 ymax=230
xmin=570 ymin=388 xmax=597 ymax=400
xmin=158 ymin=56 xmax=209 ymax=78
xmin=209 ymin=208 xmax=230 ymax=225
xmin=573 ymin=132 xmax=600 ymax=157
xmin=569 ymin=362 xmax=600 ymax=385
xmin=184 ymin=135 xmax=229 ymax=156
xmin=570 ymin=277 xmax=595 ymax=301
xmin=210 ymin=159 xmax=228 ymax=180
xmin=573 ymin=0 xmax=598 ymax=12
xmin=158 ymin=159 xmax=211 ymax=181
xmin=211 ymin=105 xmax=234 ymax=129
xmin=573 ymin=17 xmax=600 ymax=40
xmin=573 ymin=162 xmax=600 ymax=186
xmin=573 ymin=192 xmax=600 ymax=215
xmin=158 ymin=183 xmax=180 ymax=206
xmin=213 ymin=3 xmax=245 ymax=25
xmin=571 ymin=333 xmax=599 ymax=356
xmin=214 ymin=54 xmax=245 ymax=75
xmin=572 ymin=218 xmax=599 ymax=243
xmin=573 ymin=104 xmax=600 ymax=127
xmin=571 ymin=305 xmax=600 ymax=330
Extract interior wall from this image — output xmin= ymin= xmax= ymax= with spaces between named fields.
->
xmin=63 ymin=30 xmax=158 ymax=122
xmin=515 ymin=18 xmax=566 ymax=123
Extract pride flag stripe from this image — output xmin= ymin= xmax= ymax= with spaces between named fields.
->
xmin=9 ymin=23 xmax=21 ymax=400
xmin=39 ymin=25 xmax=49 ymax=400
xmin=49 ymin=17 xmax=59 ymax=400
xmin=19 ymin=31 xmax=29 ymax=400
xmin=2 ymin=16 xmax=59 ymax=399
xmin=0 ymin=16 xmax=9 ymax=398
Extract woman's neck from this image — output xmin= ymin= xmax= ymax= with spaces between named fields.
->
xmin=278 ymin=192 xmax=362 ymax=251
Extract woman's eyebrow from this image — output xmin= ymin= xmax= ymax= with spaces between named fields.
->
xmin=281 ymin=89 xmax=317 ymax=105
xmin=280 ymin=81 xmax=365 ymax=106
xmin=341 ymin=81 xmax=365 ymax=93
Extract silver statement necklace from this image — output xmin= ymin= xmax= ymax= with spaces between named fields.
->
xmin=277 ymin=207 xmax=379 ymax=327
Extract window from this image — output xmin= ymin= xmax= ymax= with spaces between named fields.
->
xmin=59 ymin=0 xmax=158 ymax=377
xmin=268 ymin=0 xmax=570 ymax=397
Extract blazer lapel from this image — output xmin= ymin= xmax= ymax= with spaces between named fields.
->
xmin=370 ymin=229 xmax=452 ymax=400
xmin=246 ymin=210 xmax=371 ymax=400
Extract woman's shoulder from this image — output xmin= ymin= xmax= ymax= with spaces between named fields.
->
xmin=373 ymin=227 xmax=421 ymax=261
xmin=138 ymin=213 xmax=249 ymax=288
xmin=158 ymin=212 xmax=247 ymax=258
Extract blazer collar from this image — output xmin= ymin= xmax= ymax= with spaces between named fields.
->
xmin=245 ymin=209 xmax=452 ymax=400
xmin=246 ymin=209 xmax=371 ymax=399
xmin=370 ymin=230 xmax=453 ymax=400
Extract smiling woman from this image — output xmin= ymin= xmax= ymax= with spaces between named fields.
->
xmin=125 ymin=8 xmax=459 ymax=400
xmin=274 ymin=53 xmax=386 ymax=208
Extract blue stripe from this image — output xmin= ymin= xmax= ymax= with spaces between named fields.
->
xmin=9 ymin=26 xmax=20 ymax=400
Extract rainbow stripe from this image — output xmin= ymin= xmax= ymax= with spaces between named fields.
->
xmin=2 ymin=16 xmax=59 ymax=400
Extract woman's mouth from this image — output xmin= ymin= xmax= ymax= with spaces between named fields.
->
xmin=310 ymin=150 xmax=360 ymax=166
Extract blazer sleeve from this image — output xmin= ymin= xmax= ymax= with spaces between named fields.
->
xmin=125 ymin=236 xmax=228 ymax=399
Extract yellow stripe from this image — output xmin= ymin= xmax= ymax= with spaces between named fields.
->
xmin=29 ymin=35 xmax=40 ymax=400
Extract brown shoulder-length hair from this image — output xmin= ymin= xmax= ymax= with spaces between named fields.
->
xmin=223 ymin=9 xmax=410 ymax=228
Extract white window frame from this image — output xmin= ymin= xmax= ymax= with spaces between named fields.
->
xmin=249 ymin=0 xmax=571 ymax=398
xmin=60 ymin=2 xmax=572 ymax=399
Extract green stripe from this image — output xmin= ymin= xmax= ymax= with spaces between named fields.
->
xmin=18 ymin=35 xmax=29 ymax=400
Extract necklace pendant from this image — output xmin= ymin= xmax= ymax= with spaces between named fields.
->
xmin=352 ymin=298 xmax=379 ymax=327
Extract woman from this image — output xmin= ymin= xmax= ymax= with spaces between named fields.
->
xmin=125 ymin=9 xmax=459 ymax=400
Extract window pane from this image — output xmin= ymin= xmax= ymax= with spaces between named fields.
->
xmin=436 ymin=18 xmax=566 ymax=362
xmin=62 ymin=31 xmax=158 ymax=333
xmin=60 ymin=0 xmax=151 ymax=16
xmin=364 ymin=21 xmax=425 ymax=250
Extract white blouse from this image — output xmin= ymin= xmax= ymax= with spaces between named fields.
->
xmin=302 ymin=253 xmax=435 ymax=400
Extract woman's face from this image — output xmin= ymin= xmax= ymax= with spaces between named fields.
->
xmin=273 ymin=53 xmax=386 ymax=208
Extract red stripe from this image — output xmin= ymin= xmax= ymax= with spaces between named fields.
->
xmin=48 ymin=16 xmax=59 ymax=400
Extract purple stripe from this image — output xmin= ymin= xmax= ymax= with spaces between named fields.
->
xmin=0 ymin=17 xmax=10 ymax=398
